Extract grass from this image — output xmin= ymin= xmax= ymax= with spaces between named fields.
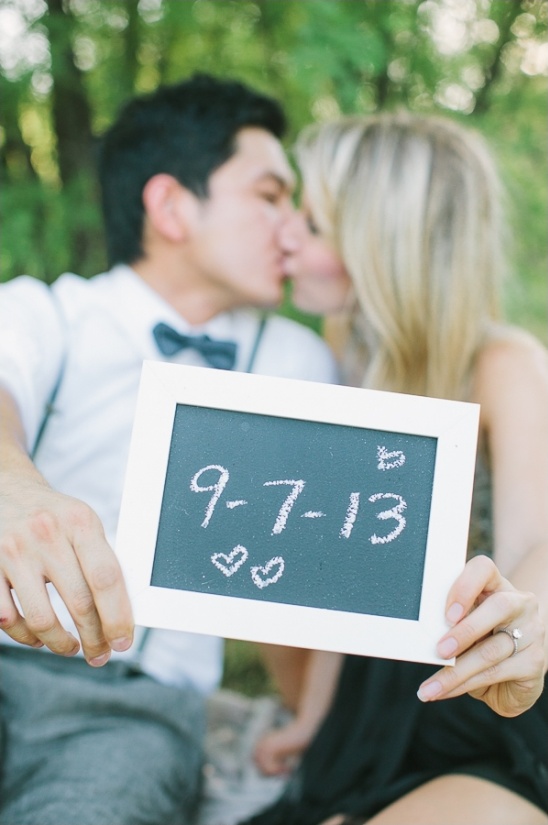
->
xmin=221 ymin=639 xmax=276 ymax=696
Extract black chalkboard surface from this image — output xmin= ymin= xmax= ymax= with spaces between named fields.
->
xmin=116 ymin=362 xmax=479 ymax=665
xmin=151 ymin=404 xmax=437 ymax=621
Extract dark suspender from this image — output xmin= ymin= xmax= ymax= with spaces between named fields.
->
xmin=30 ymin=290 xmax=68 ymax=460
xmin=244 ymin=312 xmax=267 ymax=374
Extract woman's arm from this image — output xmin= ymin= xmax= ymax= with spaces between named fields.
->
xmin=418 ymin=331 xmax=548 ymax=715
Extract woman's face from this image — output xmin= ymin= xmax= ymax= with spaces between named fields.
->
xmin=282 ymin=195 xmax=352 ymax=316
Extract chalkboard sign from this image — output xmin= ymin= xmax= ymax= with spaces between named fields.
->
xmin=116 ymin=362 xmax=479 ymax=665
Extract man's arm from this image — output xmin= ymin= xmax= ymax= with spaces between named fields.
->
xmin=0 ymin=387 xmax=134 ymax=665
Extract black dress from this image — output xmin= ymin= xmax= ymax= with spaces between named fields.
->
xmin=242 ymin=656 xmax=548 ymax=824
xmin=241 ymin=453 xmax=548 ymax=824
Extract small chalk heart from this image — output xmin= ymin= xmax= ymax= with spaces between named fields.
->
xmin=211 ymin=545 xmax=249 ymax=577
xmin=377 ymin=445 xmax=406 ymax=470
xmin=250 ymin=556 xmax=285 ymax=589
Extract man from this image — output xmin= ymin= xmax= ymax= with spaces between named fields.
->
xmin=0 ymin=74 xmax=337 ymax=825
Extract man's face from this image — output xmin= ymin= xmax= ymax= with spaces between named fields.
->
xmin=186 ymin=127 xmax=296 ymax=312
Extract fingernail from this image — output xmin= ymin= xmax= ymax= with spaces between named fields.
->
xmin=417 ymin=680 xmax=442 ymax=702
xmin=437 ymin=636 xmax=458 ymax=658
xmin=111 ymin=637 xmax=132 ymax=652
xmin=89 ymin=651 xmax=111 ymax=667
xmin=446 ymin=602 xmax=464 ymax=625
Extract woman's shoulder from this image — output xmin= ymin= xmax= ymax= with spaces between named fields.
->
xmin=473 ymin=324 xmax=548 ymax=408
xmin=477 ymin=324 xmax=547 ymax=375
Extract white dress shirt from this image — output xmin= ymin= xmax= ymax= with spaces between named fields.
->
xmin=0 ymin=266 xmax=339 ymax=691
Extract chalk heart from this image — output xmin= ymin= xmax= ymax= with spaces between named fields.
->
xmin=211 ymin=545 xmax=249 ymax=577
xmin=251 ymin=556 xmax=285 ymax=590
xmin=377 ymin=445 xmax=406 ymax=470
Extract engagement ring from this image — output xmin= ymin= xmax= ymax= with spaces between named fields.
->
xmin=494 ymin=626 xmax=522 ymax=657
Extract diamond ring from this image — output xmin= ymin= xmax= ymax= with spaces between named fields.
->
xmin=494 ymin=627 xmax=522 ymax=657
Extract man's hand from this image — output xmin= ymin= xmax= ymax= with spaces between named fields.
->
xmin=0 ymin=390 xmax=134 ymax=665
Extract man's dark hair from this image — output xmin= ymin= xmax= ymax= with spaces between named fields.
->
xmin=97 ymin=73 xmax=287 ymax=266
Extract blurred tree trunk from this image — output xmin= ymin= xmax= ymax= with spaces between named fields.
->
xmin=375 ymin=69 xmax=390 ymax=108
xmin=255 ymin=0 xmax=288 ymax=91
xmin=43 ymin=0 xmax=94 ymax=183
xmin=43 ymin=0 xmax=98 ymax=274
xmin=120 ymin=0 xmax=141 ymax=100
xmin=0 ymin=80 xmax=39 ymax=184
xmin=473 ymin=1 xmax=523 ymax=114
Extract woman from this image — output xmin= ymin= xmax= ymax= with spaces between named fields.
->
xmin=247 ymin=113 xmax=548 ymax=824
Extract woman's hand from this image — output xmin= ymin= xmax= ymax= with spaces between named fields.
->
xmin=254 ymin=718 xmax=315 ymax=776
xmin=417 ymin=555 xmax=546 ymax=716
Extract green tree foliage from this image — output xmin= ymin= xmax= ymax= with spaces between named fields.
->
xmin=0 ymin=0 xmax=546 ymax=337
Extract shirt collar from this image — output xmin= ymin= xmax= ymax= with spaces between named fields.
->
xmin=101 ymin=265 xmax=260 ymax=365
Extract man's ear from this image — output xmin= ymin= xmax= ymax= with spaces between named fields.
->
xmin=142 ymin=174 xmax=198 ymax=243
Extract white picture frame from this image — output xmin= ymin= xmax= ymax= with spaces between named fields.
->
xmin=115 ymin=361 xmax=479 ymax=666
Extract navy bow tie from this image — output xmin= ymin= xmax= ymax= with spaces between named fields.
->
xmin=152 ymin=322 xmax=237 ymax=370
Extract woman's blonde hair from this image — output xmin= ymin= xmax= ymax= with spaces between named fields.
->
xmin=295 ymin=113 xmax=506 ymax=399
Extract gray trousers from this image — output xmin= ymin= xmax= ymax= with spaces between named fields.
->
xmin=0 ymin=646 xmax=206 ymax=825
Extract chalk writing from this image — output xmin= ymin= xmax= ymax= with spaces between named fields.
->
xmin=263 ymin=479 xmax=306 ymax=535
xmin=251 ymin=556 xmax=285 ymax=589
xmin=369 ymin=493 xmax=407 ymax=544
xmin=340 ymin=492 xmax=360 ymax=539
xmin=211 ymin=545 xmax=249 ymax=576
xmin=377 ymin=445 xmax=406 ymax=471
xmin=194 ymin=443 xmax=411 ymax=587
xmin=226 ymin=500 xmax=247 ymax=509
xmin=190 ymin=464 xmax=229 ymax=528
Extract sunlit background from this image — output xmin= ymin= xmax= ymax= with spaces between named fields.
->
xmin=0 ymin=0 xmax=546 ymax=694
xmin=1 ymin=0 xmax=546 ymax=341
